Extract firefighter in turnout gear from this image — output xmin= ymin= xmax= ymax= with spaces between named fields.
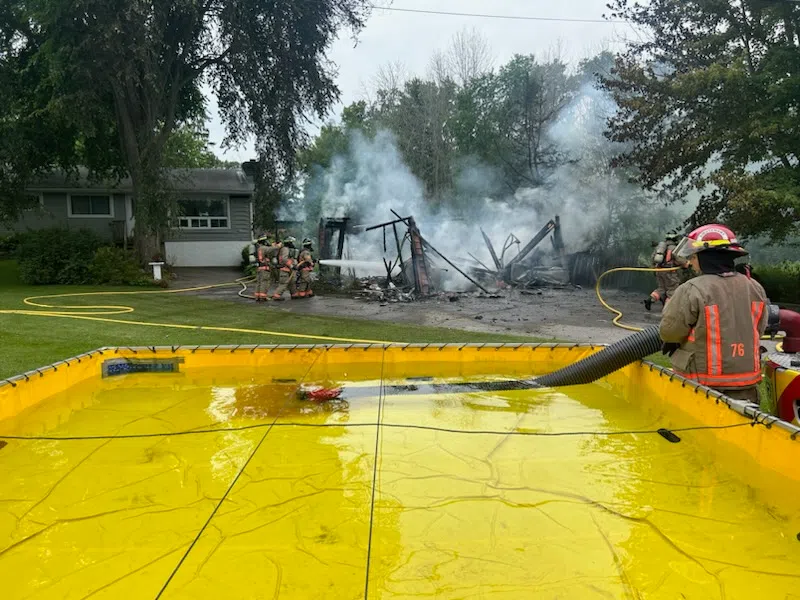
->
xmin=266 ymin=238 xmax=282 ymax=295
xmin=645 ymin=235 xmax=683 ymax=311
xmin=254 ymin=233 xmax=271 ymax=302
xmin=659 ymin=225 xmax=769 ymax=405
xmin=271 ymin=236 xmax=298 ymax=300
xmin=296 ymin=238 xmax=316 ymax=298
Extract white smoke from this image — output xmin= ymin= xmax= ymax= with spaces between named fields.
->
xmin=285 ymin=83 xmax=692 ymax=290
xmin=290 ymin=129 xmax=553 ymax=287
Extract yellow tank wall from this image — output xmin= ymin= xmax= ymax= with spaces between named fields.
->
xmin=2 ymin=344 xmax=798 ymax=492
xmin=2 ymin=344 xmax=800 ymax=599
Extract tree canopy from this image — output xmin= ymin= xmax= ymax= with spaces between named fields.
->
xmin=1 ymin=0 xmax=371 ymax=243
xmin=162 ymin=123 xmax=237 ymax=169
xmin=603 ymin=0 xmax=800 ymax=241
xmin=300 ymin=51 xmax=587 ymax=201
xmin=294 ymin=45 xmax=678 ymax=255
xmin=0 ymin=2 xmax=123 ymax=221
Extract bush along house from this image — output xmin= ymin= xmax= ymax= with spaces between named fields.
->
xmin=3 ymin=168 xmax=255 ymax=267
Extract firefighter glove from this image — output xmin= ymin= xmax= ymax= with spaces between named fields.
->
xmin=661 ymin=342 xmax=680 ymax=357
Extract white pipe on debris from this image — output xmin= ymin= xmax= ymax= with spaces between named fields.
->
xmin=318 ymin=259 xmax=401 ymax=276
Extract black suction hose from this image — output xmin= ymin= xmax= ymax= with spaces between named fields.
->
xmin=536 ymin=326 xmax=663 ymax=387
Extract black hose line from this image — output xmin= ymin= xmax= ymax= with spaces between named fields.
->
xmin=535 ymin=326 xmax=663 ymax=388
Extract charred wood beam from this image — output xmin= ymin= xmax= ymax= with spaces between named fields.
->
xmin=506 ymin=219 xmax=556 ymax=271
xmin=481 ymin=228 xmax=502 ymax=270
xmin=551 ymin=215 xmax=569 ymax=280
xmin=419 ymin=235 xmax=490 ymax=294
xmin=408 ymin=217 xmax=430 ymax=296
xmin=468 ymin=252 xmax=495 ymax=274
xmin=393 ymin=223 xmax=405 ymax=271
xmin=552 ymin=215 xmax=565 ymax=252
xmin=390 ymin=209 xmax=410 ymax=223
xmin=365 ymin=216 xmax=411 ymax=232
xmin=336 ymin=227 xmax=346 ymax=261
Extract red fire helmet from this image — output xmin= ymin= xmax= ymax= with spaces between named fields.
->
xmin=674 ymin=224 xmax=748 ymax=260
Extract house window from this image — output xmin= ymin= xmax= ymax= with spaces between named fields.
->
xmin=69 ymin=195 xmax=113 ymax=217
xmin=177 ymin=198 xmax=229 ymax=229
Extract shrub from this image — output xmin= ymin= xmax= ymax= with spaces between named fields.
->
xmin=16 ymin=228 xmax=105 ymax=285
xmin=0 ymin=233 xmax=21 ymax=257
xmin=89 ymin=247 xmax=150 ymax=286
xmin=14 ymin=229 xmax=157 ymax=286
xmin=752 ymin=262 xmax=800 ymax=306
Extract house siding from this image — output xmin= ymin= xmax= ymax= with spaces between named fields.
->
xmin=4 ymin=168 xmax=256 ymax=267
xmin=64 ymin=194 xmax=125 ymax=240
xmin=0 ymin=195 xmax=60 ymax=234
xmin=1 ymin=193 xmax=124 ymax=242
xmin=164 ymin=195 xmax=253 ymax=267
xmin=165 ymin=195 xmax=252 ymax=243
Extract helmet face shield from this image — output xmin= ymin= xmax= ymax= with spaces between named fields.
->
xmin=674 ymin=231 xmax=749 ymax=260
xmin=673 ymin=236 xmax=695 ymax=261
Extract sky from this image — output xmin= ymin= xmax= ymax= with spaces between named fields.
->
xmin=206 ymin=0 xmax=639 ymax=163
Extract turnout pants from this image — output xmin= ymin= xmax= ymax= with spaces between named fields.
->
xmin=297 ymin=269 xmax=314 ymax=297
xmin=272 ymin=270 xmax=297 ymax=299
xmin=651 ymin=270 xmax=682 ymax=303
xmin=718 ymin=386 xmax=761 ymax=406
xmin=255 ymin=268 xmax=269 ymax=300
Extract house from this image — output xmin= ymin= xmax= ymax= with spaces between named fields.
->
xmin=3 ymin=168 xmax=256 ymax=267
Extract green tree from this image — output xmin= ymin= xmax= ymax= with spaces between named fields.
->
xmin=495 ymin=55 xmax=575 ymax=187
xmin=373 ymin=78 xmax=458 ymax=201
xmin=2 ymin=0 xmax=371 ymax=254
xmin=452 ymin=55 xmax=576 ymax=190
xmin=603 ymin=0 xmax=800 ymax=241
xmin=292 ymin=101 xmax=374 ymax=229
xmin=296 ymin=54 xmax=581 ymax=216
xmin=162 ymin=123 xmax=226 ymax=169
xmin=0 ymin=4 xmax=122 ymax=222
xmin=296 ymin=101 xmax=373 ymax=171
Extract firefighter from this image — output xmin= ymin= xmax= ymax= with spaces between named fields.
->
xmin=266 ymin=237 xmax=282 ymax=295
xmin=295 ymin=238 xmax=316 ymax=298
xmin=254 ymin=233 xmax=270 ymax=302
xmin=659 ymin=224 xmax=769 ymax=405
xmin=645 ymin=234 xmax=683 ymax=311
xmin=271 ymin=236 xmax=298 ymax=301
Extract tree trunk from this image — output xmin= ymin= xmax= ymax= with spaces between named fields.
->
xmin=130 ymin=173 xmax=165 ymax=265
xmin=110 ymin=69 xmax=177 ymax=266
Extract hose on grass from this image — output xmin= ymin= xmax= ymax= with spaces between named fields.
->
xmin=3 ymin=267 xmax=783 ymax=349
xmin=0 ymin=277 xmax=395 ymax=345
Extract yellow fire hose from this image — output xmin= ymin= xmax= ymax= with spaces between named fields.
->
xmin=0 ymin=277 xmax=395 ymax=345
xmin=2 ymin=269 xmax=784 ymax=348
xmin=594 ymin=266 xmax=680 ymax=333
xmin=595 ymin=266 xmax=785 ymax=349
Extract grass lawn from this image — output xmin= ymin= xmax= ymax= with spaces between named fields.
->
xmin=0 ymin=260 xmax=777 ymax=414
xmin=0 ymin=260 xmax=532 ymax=379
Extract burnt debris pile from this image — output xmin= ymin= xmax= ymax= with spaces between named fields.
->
xmin=320 ymin=211 xmax=592 ymax=302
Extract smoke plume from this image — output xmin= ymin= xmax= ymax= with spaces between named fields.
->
xmin=285 ymin=83 xmax=692 ymax=290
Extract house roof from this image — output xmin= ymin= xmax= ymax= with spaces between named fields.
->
xmin=27 ymin=168 xmax=254 ymax=195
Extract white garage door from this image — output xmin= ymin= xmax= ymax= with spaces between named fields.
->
xmin=165 ymin=241 xmax=251 ymax=267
